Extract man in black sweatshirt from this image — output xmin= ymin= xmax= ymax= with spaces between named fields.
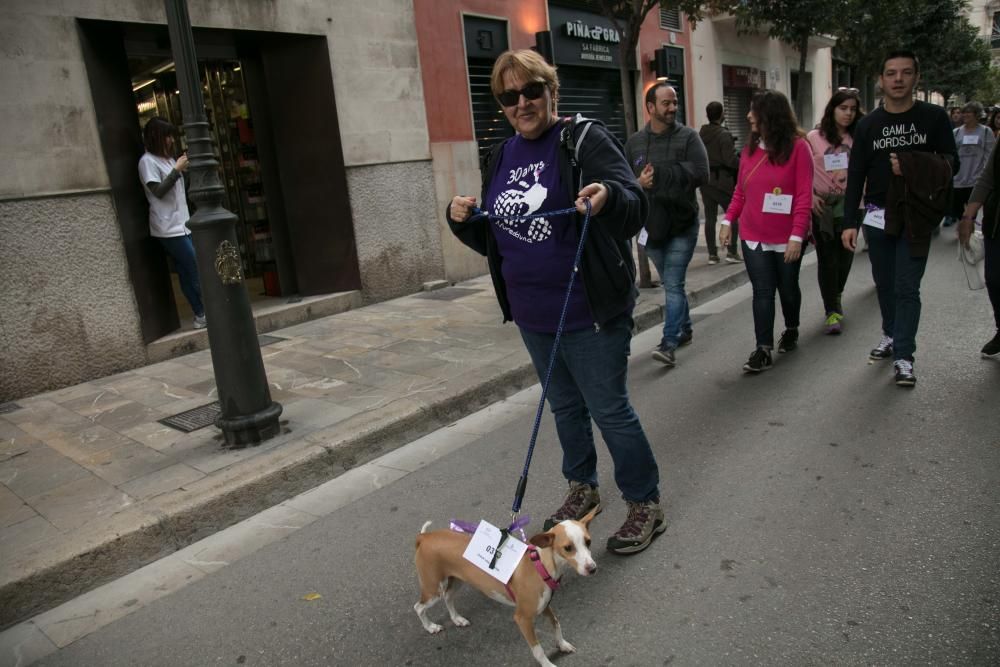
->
xmin=842 ymin=50 xmax=958 ymax=387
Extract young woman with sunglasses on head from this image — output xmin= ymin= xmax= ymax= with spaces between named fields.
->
xmin=446 ymin=50 xmax=666 ymax=555
xmin=720 ymin=90 xmax=813 ymax=372
xmin=806 ymin=89 xmax=864 ymax=334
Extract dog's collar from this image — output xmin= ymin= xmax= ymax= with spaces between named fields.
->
xmin=502 ymin=545 xmax=561 ymax=602
xmin=528 ymin=545 xmax=561 ymax=592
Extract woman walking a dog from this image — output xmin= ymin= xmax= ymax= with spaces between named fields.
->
xmin=446 ymin=49 xmax=665 ymax=556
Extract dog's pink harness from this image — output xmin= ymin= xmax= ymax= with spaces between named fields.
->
xmin=503 ymin=545 xmax=560 ymax=602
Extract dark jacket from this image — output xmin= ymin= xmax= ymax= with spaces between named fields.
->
xmin=885 ymin=151 xmax=952 ymax=257
xmin=699 ymin=122 xmax=739 ymax=200
xmin=446 ymin=117 xmax=647 ymax=328
xmin=624 ymin=121 xmax=708 ymax=242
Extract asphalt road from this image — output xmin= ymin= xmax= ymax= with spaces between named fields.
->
xmin=37 ymin=230 xmax=1000 ymax=666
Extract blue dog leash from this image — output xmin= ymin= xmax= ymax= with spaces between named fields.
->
xmin=469 ymin=200 xmax=594 ymax=566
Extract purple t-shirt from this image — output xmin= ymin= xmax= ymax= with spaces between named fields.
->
xmin=485 ymin=123 xmax=593 ymax=333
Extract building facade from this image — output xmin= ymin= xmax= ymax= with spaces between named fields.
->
xmin=1 ymin=0 xmax=446 ymax=400
xmin=688 ymin=14 xmax=834 ymax=143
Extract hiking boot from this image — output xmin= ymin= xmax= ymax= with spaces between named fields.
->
xmin=607 ymin=499 xmax=666 ymax=555
xmin=894 ymin=359 xmax=916 ymax=387
xmin=543 ymin=481 xmax=602 ymax=531
xmin=708 ymin=254 xmax=720 ymax=265
xmin=777 ymin=328 xmax=798 ymax=353
xmin=193 ymin=314 xmax=207 ymax=329
xmin=677 ymin=329 xmax=693 ymax=347
xmin=869 ymin=335 xmax=893 ymax=361
xmin=651 ymin=344 xmax=676 ymax=366
xmin=725 ymin=251 xmax=743 ymax=263
xmin=982 ymin=332 xmax=1000 ymax=358
xmin=823 ymin=312 xmax=843 ymax=335
xmin=742 ymin=347 xmax=773 ymax=373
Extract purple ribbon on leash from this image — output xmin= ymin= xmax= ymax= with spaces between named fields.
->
xmin=449 ymin=515 xmax=530 ymax=541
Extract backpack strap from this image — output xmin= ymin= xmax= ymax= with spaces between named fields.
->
xmin=560 ymin=114 xmax=595 ymax=189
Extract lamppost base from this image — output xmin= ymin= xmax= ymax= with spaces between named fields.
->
xmin=216 ymin=401 xmax=283 ymax=448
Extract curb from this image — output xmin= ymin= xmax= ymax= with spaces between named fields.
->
xmin=0 ymin=270 xmax=747 ymax=630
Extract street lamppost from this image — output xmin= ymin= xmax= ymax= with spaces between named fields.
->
xmin=164 ymin=0 xmax=282 ymax=447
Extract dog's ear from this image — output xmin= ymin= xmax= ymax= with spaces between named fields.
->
xmin=580 ymin=507 xmax=599 ymax=527
xmin=529 ymin=532 xmax=555 ymax=549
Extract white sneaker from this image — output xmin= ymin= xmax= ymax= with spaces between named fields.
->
xmin=193 ymin=314 xmax=207 ymax=329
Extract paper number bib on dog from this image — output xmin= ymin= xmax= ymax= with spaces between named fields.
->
xmin=462 ymin=521 xmax=529 ymax=584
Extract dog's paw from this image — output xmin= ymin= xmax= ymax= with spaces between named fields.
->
xmin=424 ymin=622 xmax=444 ymax=634
xmin=451 ymin=615 xmax=470 ymax=627
xmin=557 ymin=640 xmax=577 ymax=653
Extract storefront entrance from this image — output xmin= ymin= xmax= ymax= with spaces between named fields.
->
xmin=130 ymin=57 xmax=280 ymax=316
xmin=78 ymin=20 xmax=362 ymax=342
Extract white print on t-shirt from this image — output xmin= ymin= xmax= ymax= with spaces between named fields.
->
xmin=494 ymin=163 xmax=552 ymax=243
xmin=872 ymin=122 xmax=927 ymax=151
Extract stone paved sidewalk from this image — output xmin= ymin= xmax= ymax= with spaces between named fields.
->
xmin=0 ymin=248 xmax=747 ymax=629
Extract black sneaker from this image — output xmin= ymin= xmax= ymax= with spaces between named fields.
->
xmin=725 ymin=251 xmax=743 ymax=264
xmin=982 ymin=332 xmax=1000 ymax=358
xmin=894 ymin=359 xmax=916 ymax=386
xmin=869 ymin=335 xmax=894 ymax=361
xmin=543 ymin=481 xmax=602 ymax=531
xmin=606 ymin=500 xmax=666 ymax=555
xmin=742 ymin=347 xmax=773 ymax=373
xmin=677 ymin=330 xmax=693 ymax=347
xmin=651 ymin=345 xmax=676 ymax=366
xmin=708 ymin=254 xmax=720 ymax=265
xmin=777 ymin=328 xmax=798 ymax=353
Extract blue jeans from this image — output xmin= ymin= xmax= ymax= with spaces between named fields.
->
xmin=742 ymin=241 xmax=802 ymax=348
xmin=519 ymin=313 xmax=659 ymax=503
xmin=862 ymin=225 xmax=929 ymax=361
xmin=645 ymin=223 xmax=698 ymax=350
xmin=158 ymin=234 xmax=204 ymax=317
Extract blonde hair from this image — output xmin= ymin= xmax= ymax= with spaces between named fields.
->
xmin=490 ymin=49 xmax=559 ymax=114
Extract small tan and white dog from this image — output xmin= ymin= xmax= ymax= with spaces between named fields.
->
xmin=413 ymin=510 xmax=598 ymax=667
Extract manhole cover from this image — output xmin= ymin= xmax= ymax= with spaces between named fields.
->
xmin=258 ymin=334 xmax=286 ymax=347
xmin=0 ymin=402 xmax=21 ymax=415
xmin=159 ymin=401 xmax=221 ymax=432
xmin=414 ymin=287 xmax=483 ymax=301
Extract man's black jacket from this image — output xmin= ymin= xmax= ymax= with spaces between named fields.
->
xmin=446 ymin=117 xmax=648 ymax=328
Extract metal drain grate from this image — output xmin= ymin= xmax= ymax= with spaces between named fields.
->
xmin=159 ymin=401 xmax=221 ymax=432
xmin=414 ymin=287 xmax=483 ymax=301
xmin=258 ymin=334 xmax=286 ymax=347
xmin=0 ymin=402 xmax=21 ymax=415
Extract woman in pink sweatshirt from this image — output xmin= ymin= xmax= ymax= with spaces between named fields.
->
xmin=720 ymin=90 xmax=813 ymax=373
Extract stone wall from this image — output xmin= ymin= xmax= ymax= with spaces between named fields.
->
xmin=0 ymin=193 xmax=147 ymax=401
xmin=347 ymin=161 xmax=446 ymax=300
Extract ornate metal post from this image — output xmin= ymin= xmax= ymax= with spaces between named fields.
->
xmin=164 ymin=0 xmax=281 ymax=447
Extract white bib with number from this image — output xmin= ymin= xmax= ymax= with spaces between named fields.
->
xmin=763 ymin=192 xmax=793 ymax=215
xmin=862 ymin=207 xmax=886 ymax=230
xmin=963 ymin=134 xmax=980 ymax=145
xmin=823 ymin=153 xmax=849 ymax=171
xmin=462 ymin=520 xmax=528 ymax=584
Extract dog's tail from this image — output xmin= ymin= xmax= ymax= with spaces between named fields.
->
xmin=415 ymin=521 xmax=433 ymax=551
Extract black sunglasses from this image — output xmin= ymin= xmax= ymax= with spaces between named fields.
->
xmin=497 ymin=81 xmax=547 ymax=107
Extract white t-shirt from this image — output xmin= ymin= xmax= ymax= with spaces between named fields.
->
xmin=138 ymin=152 xmax=190 ymax=238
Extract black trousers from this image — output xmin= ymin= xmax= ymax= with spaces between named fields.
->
xmin=812 ymin=216 xmax=855 ymax=314
xmin=986 ymin=236 xmax=1000 ymax=329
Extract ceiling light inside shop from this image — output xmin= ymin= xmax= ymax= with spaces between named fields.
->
xmin=152 ymin=62 xmax=176 ymax=74
xmin=132 ymin=78 xmax=156 ymax=91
